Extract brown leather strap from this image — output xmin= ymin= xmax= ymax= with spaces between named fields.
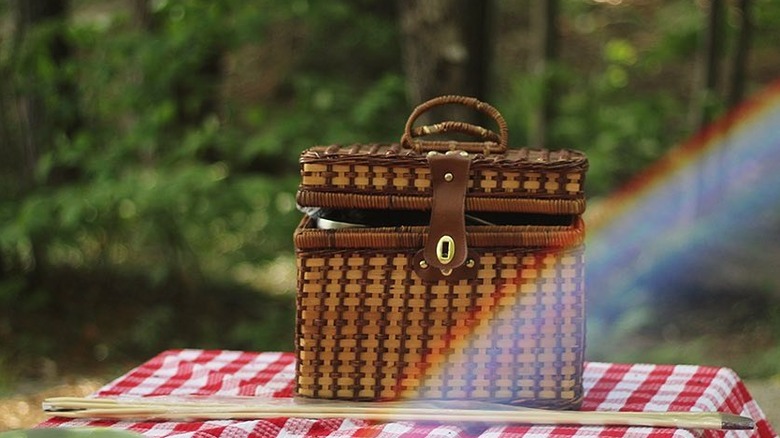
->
xmin=422 ymin=151 xmax=471 ymax=270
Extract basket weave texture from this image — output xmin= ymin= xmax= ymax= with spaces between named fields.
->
xmin=294 ymin=95 xmax=588 ymax=409
xmin=297 ymin=144 xmax=587 ymax=214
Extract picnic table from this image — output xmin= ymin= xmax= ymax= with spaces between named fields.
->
xmin=40 ymin=349 xmax=776 ymax=437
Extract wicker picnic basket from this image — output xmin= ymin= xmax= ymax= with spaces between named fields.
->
xmin=294 ymin=95 xmax=588 ymax=409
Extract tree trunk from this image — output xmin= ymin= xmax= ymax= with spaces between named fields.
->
xmin=685 ymin=0 xmax=726 ymax=218
xmin=0 ymin=63 xmax=16 ymax=189
xmin=690 ymin=0 xmax=724 ymax=132
xmin=397 ymin=0 xmax=493 ymax=126
xmin=529 ymin=0 xmax=559 ymax=148
xmin=131 ymin=0 xmax=157 ymax=31
xmin=461 ymin=1 xmax=492 ymax=111
xmin=173 ymin=49 xmax=224 ymax=127
xmin=727 ymin=0 xmax=752 ymax=109
xmin=131 ymin=0 xmax=222 ymax=146
xmin=13 ymin=0 xmax=80 ymax=188
xmin=12 ymin=0 xmax=75 ymax=275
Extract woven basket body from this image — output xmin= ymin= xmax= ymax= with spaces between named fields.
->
xmin=294 ymin=96 xmax=588 ymax=409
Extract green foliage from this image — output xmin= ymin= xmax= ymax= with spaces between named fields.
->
xmin=497 ymin=2 xmax=706 ymax=196
xmin=753 ymin=0 xmax=780 ymax=48
xmin=0 ymin=0 xmax=405 ymax=371
xmin=1 ymin=0 xmax=779 ymax=380
xmin=499 ymin=57 xmax=684 ymax=196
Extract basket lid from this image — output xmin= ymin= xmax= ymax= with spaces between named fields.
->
xmin=296 ymin=96 xmax=588 ymax=215
xmin=297 ymin=143 xmax=587 ymax=214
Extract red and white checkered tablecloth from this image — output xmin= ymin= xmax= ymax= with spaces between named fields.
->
xmin=40 ymin=349 xmax=776 ymax=438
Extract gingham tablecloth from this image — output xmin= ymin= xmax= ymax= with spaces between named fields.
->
xmin=40 ymin=349 xmax=776 ymax=438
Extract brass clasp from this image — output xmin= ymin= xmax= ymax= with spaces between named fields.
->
xmin=436 ymin=235 xmax=455 ymax=265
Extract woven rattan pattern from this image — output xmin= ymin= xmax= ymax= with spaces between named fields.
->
xmin=294 ymin=216 xmax=585 ymax=250
xmin=295 ymin=245 xmax=585 ymax=408
xmin=298 ymin=145 xmax=587 ymax=212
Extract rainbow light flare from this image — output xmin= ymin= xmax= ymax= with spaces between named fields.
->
xmin=400 ymin=78 xmax=780 ymax=401
xmin=586 ymin=79 xmax=780 ymax=322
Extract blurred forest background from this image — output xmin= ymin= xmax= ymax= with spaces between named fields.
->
xmin=1 ymin=0 xmax=780 ymax=397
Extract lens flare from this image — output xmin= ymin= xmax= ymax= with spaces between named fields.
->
xmin=405 ymin=79 xmax=780 ymax=395
xmin=585 ymin=79 xmax=780 ymax=341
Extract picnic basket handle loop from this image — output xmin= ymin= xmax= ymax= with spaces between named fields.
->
xmin=401 ymin=95 xmax=509 ymax=154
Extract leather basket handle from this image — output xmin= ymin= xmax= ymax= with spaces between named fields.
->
xmin=401 ymin=95 xmax=509 ymax=154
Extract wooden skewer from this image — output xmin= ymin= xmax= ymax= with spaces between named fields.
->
xmin=42 ymin=397 xmax=755 ymax=431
